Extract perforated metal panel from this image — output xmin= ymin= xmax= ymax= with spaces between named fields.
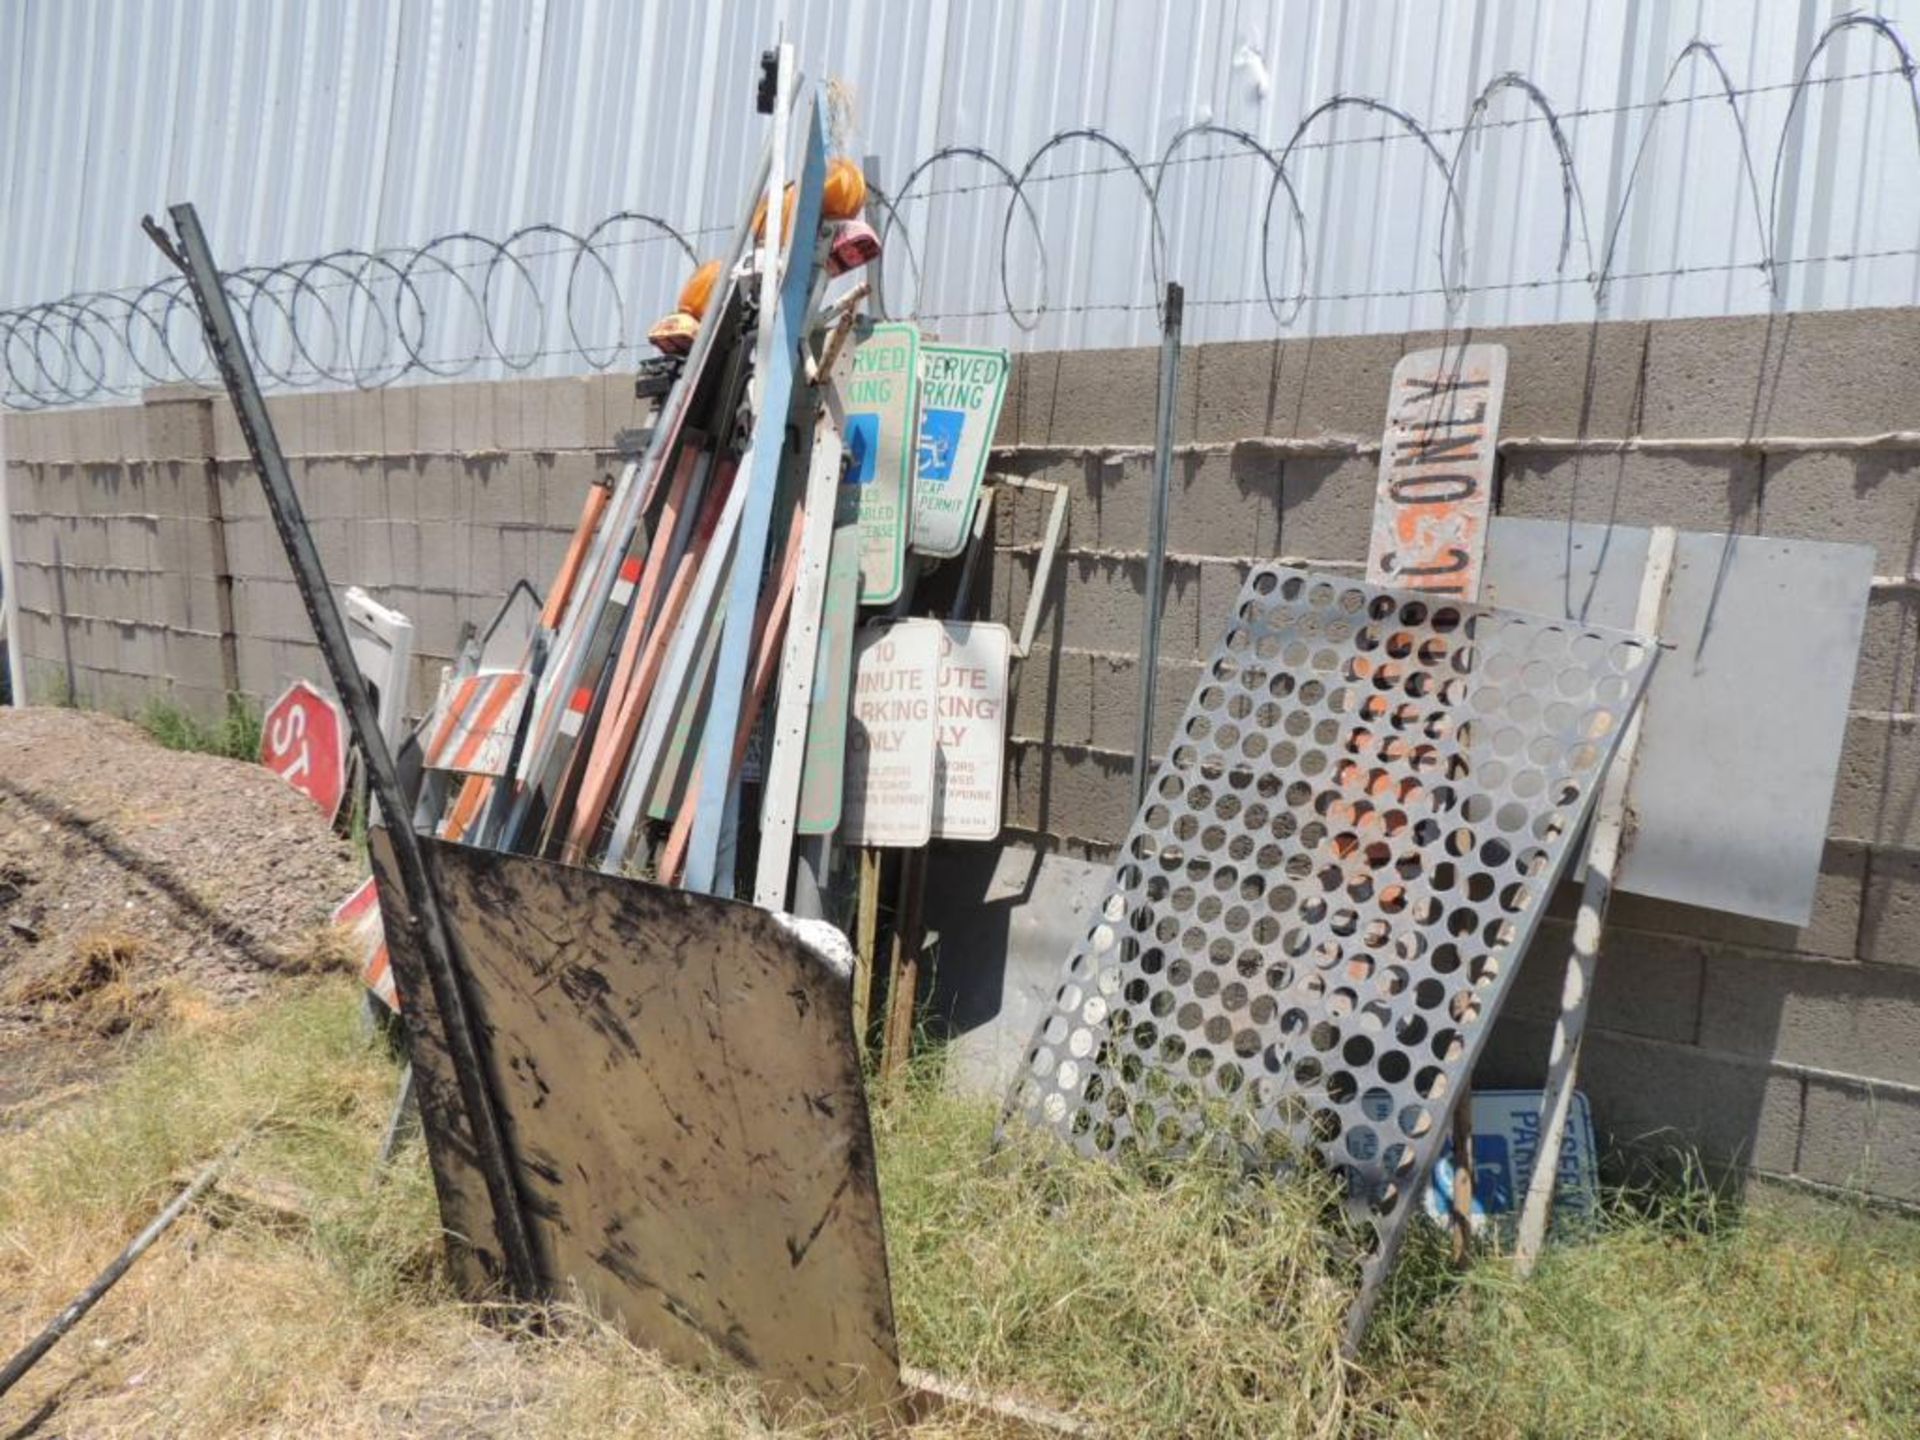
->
xmin=1001 ymin=565 xmax=1655 ymax=1341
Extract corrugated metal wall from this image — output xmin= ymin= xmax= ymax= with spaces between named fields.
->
xmin=4 ymin=0 xmax=1920 ymax=403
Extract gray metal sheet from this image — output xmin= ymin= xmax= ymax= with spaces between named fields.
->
xmin=1481 ymin=518 xmax=1873 ymax=927
xmin=1001 ymin=565 xmax=1655 ymax=1345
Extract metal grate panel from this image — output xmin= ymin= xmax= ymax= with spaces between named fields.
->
xmin=1002 ymin=565 xmax=1655 ymax=1341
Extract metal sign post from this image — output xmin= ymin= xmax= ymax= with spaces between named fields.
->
xmin=1132 ymin=282 xmax=1182 ymax=813
xmin=144 ymin=205 xmax=541 ymax=1299
xmin=0 ymin=408 xmax=24 ymax=705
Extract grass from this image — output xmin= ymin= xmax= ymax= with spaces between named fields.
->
xmin=135 ymin=692 xmax=263 ymax=762
xmin=2 ymin=982 xmax=1917 ymax=1437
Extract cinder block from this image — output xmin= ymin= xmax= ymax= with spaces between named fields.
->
xmin=543 ymin=375 xmax=595 ymax=450
xmin=141 ymin=391 xmax=214 ymax=460
xmin=536 ymin=450 xmax=602 ymax=529
xmin=1502 ymin=919 xmax=1707 ymax=1045
xmin=350 ymin=458 xmax=392 ymax=523
xmin=310 ymin=518 xmax=351 ymax=575
xmin=415 ymin=381 xmax=456 ymax=452
xmin=346 ymin=388 xmax=386 ymax=455
xmin=380 ymin=384 xmax=418 ymax=455
xmin=263 ymin=393 xmax=310 ymax=457
xmin=410 ymin=589 xmax=462 ymax=655
xmin=211 ymin=396 xmax=246 ymax=460
xmin=1761 ymin=450 xmax=1920 ymax=573
xmin=1195 ymin=559 xmax=1255 ymax=648
xmin=214 ymin=460 xmax=266 ymax=519
xmin=1190 ymin=332 xmax=1405 ymax=442
xmin=233 ymin=632 xmax=277 ymax=700
xmin=594 ymin=371 xmax=638 ymax=445
xmin=1085 ymin=651 xmax=1205 ymax=758
xmin=1277 ymin=453 xmax=1374 ymax=561
xmin=468 ymin=455 xmax=523 ymax=524
xmin=1013 ymin=347 xmax=1160 ymax=447
xmin=1861 ymin=848 xmax=1920 ymax=969
xmin=1030 ymin=552 xmax=1174 ymax=657
xmin=1007 ymin=740 xmax=1135 ymax=843
xmin=1419 ymin=319 xmax=1650 ymax=440
xmin=1852 ymin=586 xmax=1917 ymax=714
xmin=1696 ymin=948 xmax=1920 ymax=1086
xmin=417 ymin=521 xmax=464 ymax=591
xmin=1498 ymin=449 xmax=1763 ymax=534
xmin=77 ymin=462 xmax=132 ymax=513
xmin=1160 ymin=449 xmax=1277 ymax=557
xmin=389 ymin=520 xmax=423 ymax=591
xmin=1581 ymin=1030 xmax=1803 ymax=1175
xmin=303 ymin=389 xmax=347 ymax=456
xmin=493 ymin=378 xmax=530 ymax=451
xmin=108 ymin=515 xmax=159 ymax=572
xmin=160 ymin=629 xmax=230 ymax=695
xmin=1797 ymin=1076 xmax=1920 ymax=1201
xmin=1829 ymin=714 xmax=1920 ymax=848
xmin=413 ymin=456 xmax=461 ymax=522
xmin=1607 ymin=842 xmax=1866 ymax=963
xmin=353 ymin=519 xmax=397 ymax=587
xmin=1636 ymin=314 xmax=1778 ymax=438
xmin=1007 ymin=646 xmax=1094 ymax=748
xmin=451 ymin=381 xmax=497 ymax=453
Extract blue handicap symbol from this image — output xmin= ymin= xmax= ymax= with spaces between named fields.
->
xmin=846 ymin=412 xmax=880 ymax=485
xmin=918 ymin=408 xmax=964 ymax=483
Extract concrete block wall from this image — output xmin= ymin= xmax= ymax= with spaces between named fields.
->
xmin=972 ymin=307 xmax=1920 ymax=1204
xmin=4 ymin=305 xmax=1919 ymax=1202
xmin=4 ymin=373 xmax=639 ymax=720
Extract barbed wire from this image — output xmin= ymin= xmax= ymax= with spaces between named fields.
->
xmin=4 ymin=13 xmax=1917 ymax=409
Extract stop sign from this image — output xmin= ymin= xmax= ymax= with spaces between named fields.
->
xmin=261 ymin=679 xmax=348 ymax=821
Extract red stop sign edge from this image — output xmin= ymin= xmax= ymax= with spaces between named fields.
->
xmin=260 ymin=679 xmax=348 ymax=823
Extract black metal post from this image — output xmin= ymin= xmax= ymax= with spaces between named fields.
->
xmin=144 ymin=204 xmax=541 ymax=1299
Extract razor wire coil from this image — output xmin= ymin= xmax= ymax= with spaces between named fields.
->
xmin=4 ymin=16 xmax=1917 ymax=409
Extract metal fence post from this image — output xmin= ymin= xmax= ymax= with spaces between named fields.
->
xmin=1133 ymin=282 xmax=1183 ymax=811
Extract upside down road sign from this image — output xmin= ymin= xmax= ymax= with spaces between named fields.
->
xmin=261 ymin=678 xmax=347 ymax=822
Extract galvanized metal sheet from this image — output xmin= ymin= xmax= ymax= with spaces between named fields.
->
xmin=1480 ymin=518 xmax=1873 ymax=927
xmin=1001 ymin=565 xmax=1655 ymax=1341
xmin=368 ymin=829 xmax=899 ymax=1411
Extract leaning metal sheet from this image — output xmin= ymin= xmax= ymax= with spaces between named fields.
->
xmin=1001 ymin=565 xmax=1656 ymax=1344
xmin=369 ymin=830 xmax=900 ymax=1412
xmin=1480 ymin=518 xmax=1873 ymax=927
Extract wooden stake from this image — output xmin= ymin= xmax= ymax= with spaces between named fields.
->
xmin=1512 ymin=525 xmax=1676 ymax=1274
xmin=854 ymin=847 xmax=881 ymax=1052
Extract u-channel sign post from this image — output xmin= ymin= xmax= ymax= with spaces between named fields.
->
xmin=912 ymin=345 xmax=1009 ymax=558
xmin=1366 ymin=344 xmax=1507 ymax=598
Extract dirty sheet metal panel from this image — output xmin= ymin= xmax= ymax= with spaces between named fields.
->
xmin=424 ymin=841 xmax=900 ymax=1410
xmin=1480 ymin=518 xmax=1872 ymax=927
xmin=1366 ymin=345 xmax=1506 ymax=599
xmin=1002 ymin=566 xmax=1655 ymax=1343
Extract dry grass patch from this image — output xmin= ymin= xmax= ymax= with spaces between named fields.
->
xmin=3 ymin=982 xmax=1918 ymax=1437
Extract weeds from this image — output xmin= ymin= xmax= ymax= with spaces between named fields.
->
xmin=2 ymin=985 xmax=1917 ymax=1437
xmin=136 ymin=692 xmax=263 ymax=761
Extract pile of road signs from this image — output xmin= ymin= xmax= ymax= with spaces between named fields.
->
xmin=401 ymin=93 xmax=1010 ymax=926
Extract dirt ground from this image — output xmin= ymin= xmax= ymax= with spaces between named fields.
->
xmin=0 ymin=706 xmax=362 ymax=1114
